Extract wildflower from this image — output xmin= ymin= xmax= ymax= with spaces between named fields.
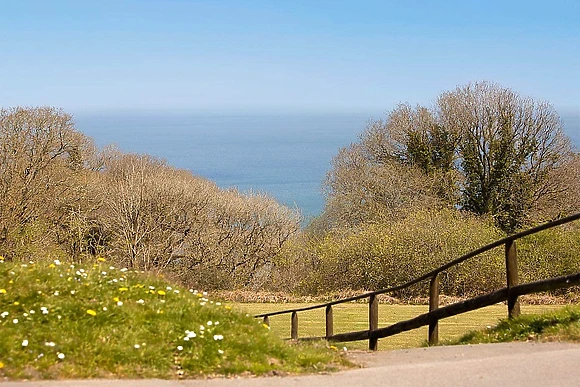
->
xmin=218 ymin=349 xmax=224 ymax=354
xmin=117 ymin=301 xmax=123 ymax=306
xmin=207 ymin=321 xmax=213 ymax=326
xmin=0 ymin=255 xmax=3 ymax=261
xmin=216 ymin=302 xmax=222 ymax=306
xmin=70 ymin=290 xmax=76 ymax=295
xmin=177 ymin=346 xmax=183 ymax=351
xmin=113 ymin=297 xmax=120 ymax=302
xmin=101 ymin=272 xmax=107 ymax=276
xmin=86 ymin=309 xmax=97 ymax=316
xmin=213 ymin=335 xmax=223 ymax=341
xmin=54 ymin=259 xmax=61 ymax=265
xmin=45 ymin=342 xmax=56 ymax=347
xmin=53 ymin=291 xmax=60 ymax=296
xmin=22 ymin=340 xmax=28 ymax=347
xmin=0 ymin=312 xmax=8 ymax=318
xmin=29 ymin=310 xmax=35 ymax=314
xmin=0 ymin=289 xmax=6 ymax=294
xmin=57 ymin=353 xmax=65 ymax=360
xmin=119 ymin=287 xmax=129 ymax=292
xmin=149 ymin=286 xmax=155 ymax=290
xmin=330 ymin=345 xmax=338 ymax=351
xmin=13 ymin=301 xmax=19 ymax=305
xmin=134 ymin=344 xmax=140 ymax=349
xmin=166 ymin=286 xmax=172 ymax=291
xmin=186 ymin=331 xmax=196 ymax=338
xmin=137 ymin=299 xmax=145 ymax=304
xmin=41 ymin=307 xmax=49 ymax=314
xmin=49 ymin=263 xmax=56 ymax=268
xmin=97 ymin=257 xmax=106 ymax=262
xmin=120 ymin=268 xmax=128 ymax=272
xmin=102 ymin=307 xmax=108 ymax=311
xmin=157 ymin=290 xmax=166 ymax=296
xmin=13 ymin=319 xmax=18 ymax=324
xmin=174 ymin=290 xmax=180 ymax=294
xmin=0 ymin=361 xmax=4 ymax=368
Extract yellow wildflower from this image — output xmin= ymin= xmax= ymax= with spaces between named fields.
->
xmin=0 ymin=255 xmax=4 ymax=261
xmin=13 ymin=302 xmax=19 ymax=306
xmin=0 ymin=289 xmax=6 ymax=294
xmin=97 ymin=257 xmax=106 ymax=262
xmin=49 ymin=264 xmax=56 ymax=268
xmin=0 ymin=361 xmax=4 ymax=368
xmin=330 ymin=345 xmax=338 ymax=351
xmin=113 ymin=297 xmax=120 ymax=302
xmin=118 ymin=287 xmax=129 ymax=292
xmin=86 ymin=309 xmax=97 ymax=316
xmin=157 ymin=290 xmax=166 ymax=296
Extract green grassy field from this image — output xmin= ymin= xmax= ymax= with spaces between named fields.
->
xmin=236 ymin=303 xmax=566 ymax=351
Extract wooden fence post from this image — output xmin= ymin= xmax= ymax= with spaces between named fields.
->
xmin=505 ymin=240 xmax=521 ymax=319
xmin=326 ymin=305 xmax=333 ymax=338
xmin=263 ymin=315 xmax=270 ymax=327
xmin=369 ymin=294 xmax=379 ymax=351
xmin=291 ymin=311 xmax=298 ymax=340
xmin=428 ymin=274 xmax=439 ymax=346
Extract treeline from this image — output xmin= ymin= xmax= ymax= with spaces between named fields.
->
xmin=1 ymin=81 xmax=579 ymax=297
xmin=272 ymin=82 xmax=580 ymax=298
xmin=0 ymin=107 xmax=300 ymax=289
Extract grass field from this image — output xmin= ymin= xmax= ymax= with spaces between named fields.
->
xmin=236 ymin=303 xmax=566 ymax=351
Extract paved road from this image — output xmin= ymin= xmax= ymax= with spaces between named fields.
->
xmin=3 ymin=342 xmax=579 ymax=386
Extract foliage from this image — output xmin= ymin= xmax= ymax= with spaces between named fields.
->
xmin=275 ymin=207 xmax=580 ymax=298
xmin=448 ymin=306 xmax=580 ymax=345
xmin=323 ymin=82 xmax=576 ymax=232
xmin=275 ymin=208 xmax=506 ymax=297
xmin=0 ymin=257 xmax=348 ymax=379
xmin=0 ymin=107 xmax=300 ymax=290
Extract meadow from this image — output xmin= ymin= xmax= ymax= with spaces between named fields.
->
xmin=237 ymin=303 xmax=566 ymax=350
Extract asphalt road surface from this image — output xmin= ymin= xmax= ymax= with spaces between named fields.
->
xmin=2 ymin=342 xmax=579 ymax=386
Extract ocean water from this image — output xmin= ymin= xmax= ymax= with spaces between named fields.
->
xmin=74 ymin=111 xmax=580 ymax=221
xmin=74 ymin=112 xmax=372 ymax=220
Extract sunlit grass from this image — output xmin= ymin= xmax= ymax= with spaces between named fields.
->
xmin=0 ymin=257 xmax=348 ymax=380
xmin=238 ymin=303 xmax=566 ymax=350
xmin=446 ymin=305 xmax=580 ymax=345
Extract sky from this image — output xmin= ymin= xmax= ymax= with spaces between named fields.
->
xmin=0 ymin=0 xmax=579 ymax=116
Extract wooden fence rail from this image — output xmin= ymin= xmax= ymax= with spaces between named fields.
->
xmin=255 ymin=213 xmax=580 ymax=350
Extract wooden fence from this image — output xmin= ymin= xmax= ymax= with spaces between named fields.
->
xmin=255 ymin=213 xmax=580 ymax=350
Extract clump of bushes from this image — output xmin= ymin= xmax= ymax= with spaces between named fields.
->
xmin=272 ymin=208 xmax=580 ymax=299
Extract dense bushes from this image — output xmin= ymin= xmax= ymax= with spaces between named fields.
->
xmin=271 ymin=208 xmax=580 ymax=298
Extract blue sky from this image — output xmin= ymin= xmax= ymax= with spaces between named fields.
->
xmin=0 ymin=0 xmax=579 ymax=115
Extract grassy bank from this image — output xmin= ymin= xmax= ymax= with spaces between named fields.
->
xmin=0 ymin=258 xmax=348 ymax=380
xmin=238 ymin=303 xmax=567 ymax=350
xmin=447 ymin=305 xmax=580 ymax=345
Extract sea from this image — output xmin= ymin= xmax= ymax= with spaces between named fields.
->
xmin=74 ymin=111 xmax=580 ymax=222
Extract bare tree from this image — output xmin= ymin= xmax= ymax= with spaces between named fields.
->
xmin=0 ymin=107 xmax=93 ymax=255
